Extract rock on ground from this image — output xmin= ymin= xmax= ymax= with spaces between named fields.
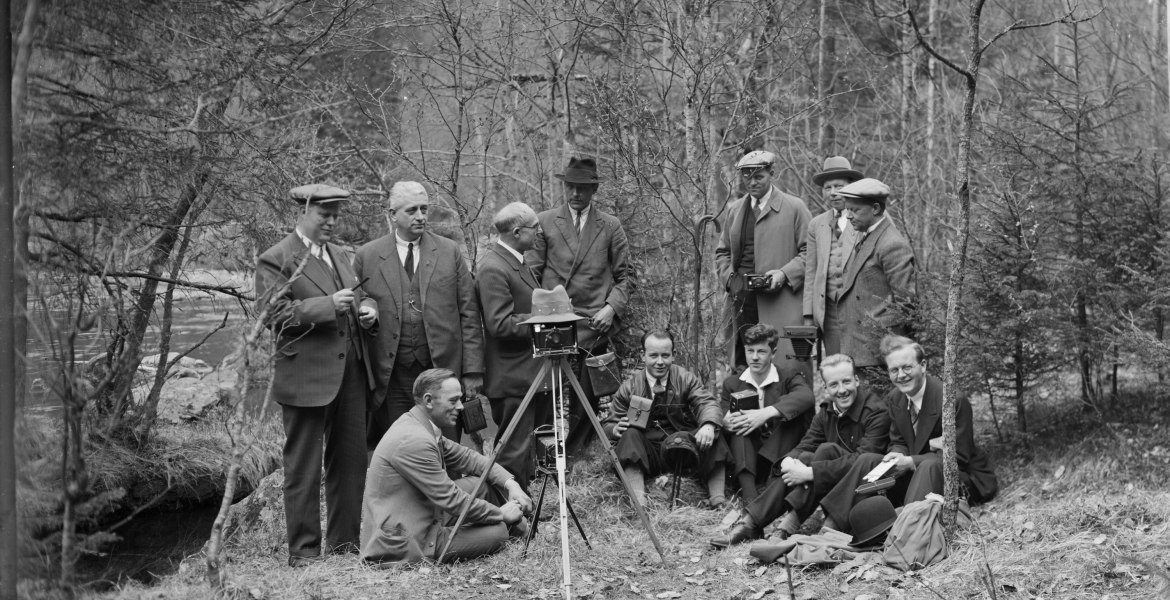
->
xmin=138 ymin=352 xmax=214 ymax=378
xmin=132 ymin=366 xmax=240 ymax=424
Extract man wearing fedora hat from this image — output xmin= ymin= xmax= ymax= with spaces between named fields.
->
xmin=803 ymin=157 xmax=864 ymax=357
xmin=476 ymin=202 xmax=552 ymax=488
xmin=528 ymin=157 xmax=634 ymax=457
xmin=255 ymin=184 xmax=378 ymax=566
xmin=354 ymin=181 xmax=484 ymax=450
xmin=715 ymin=150 xmax=812 ymax=374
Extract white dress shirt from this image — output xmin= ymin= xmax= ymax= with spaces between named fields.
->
xmin=751 ymin=187 xmax=773 ymax=214
xmin=572 ymin=205 xmax=591 ymax=232
xmin=295 ymin=227 xmax=334 ymax=270
xmin=395 ymin=233 xmax=420 ymax=273
xmin=498 ymin=240 xmax=524 ymax=264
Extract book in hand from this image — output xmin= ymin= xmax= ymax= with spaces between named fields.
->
xmin=862 ymin=459 xmax=896 ymax=483
xmin=627 ymin=395 xmax=653 ymax=430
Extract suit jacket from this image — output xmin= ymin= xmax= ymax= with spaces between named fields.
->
xmin=785 ymin=386 xmax=890 ymax=494
xmin=526 ymin=204 xmax=634 ymax=350
xmin=360 ymin=405 xmax=513 ymax=564
xmin=714 ymin=186 xmax=812 ymax=370
xmin=837 ymin=217 xmax=916 ymax=366
xmin=603 ymin=365 xmax=722 ymax=438
xmin=887 ymin=375 xmax=998 ymax=501
xmin=255 ymin=232 xmax=376 ymax=407
xmin=802 ymin=209 xmax=858 ymax=328
xmin=476 ymin=243 xmax=546 ymax=398
xmin=353 ymin=231 xmax=485 ymax=408
xmin=719 ymin=367 xmax=815 ymax=464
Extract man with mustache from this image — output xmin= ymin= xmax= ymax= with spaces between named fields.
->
xmin=802 ymin=157 xmax=864 ymax=357
xmin=354 ymin=181 xmax=485 ymax=450
xmin=712 ymin=353 xmax=889 ymax=547
xmin=603 ymin=330 xmax=727 ymax=506
xmin=817 ymin=336 xmax=998 ymax=534
xmin=360 ymin=369 xmax=533 ymax=565
xmin=715 ymin=150 xmax=812 ymax=374
xmin=717 ymin=324 xmax=814 ymax=506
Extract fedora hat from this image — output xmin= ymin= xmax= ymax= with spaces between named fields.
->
xmin=555 ymin=157 xmax=605 ymax=184
xmin=811 ymin=157 xmax=864 ymax=186
xmin=519 ymin=285 xmax=588 ymax=325
xmin=848 ymin=495 xmax=897 ymax=547
xmin=289 ymin=183 xmax=350 ymax=205
xmin=661 ymin=431 xmax=700 ymax=472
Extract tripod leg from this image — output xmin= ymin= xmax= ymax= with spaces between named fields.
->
xmin=563 ymin=497 xmax=591 ymax=549
xmin=669 ymin=464 xmax=682 ymax=509
xmin=438 ymin=360 xmax=553 ymax=563
xmin=522 ymin=473 xmax=550 ymax=558
xmin=558 ymin=361 xmax=668 ymax=564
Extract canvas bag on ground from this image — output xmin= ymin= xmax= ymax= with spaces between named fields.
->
xmin=882 ymin=497 xmax=948 ymax=571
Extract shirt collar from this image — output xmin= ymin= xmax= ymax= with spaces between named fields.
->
xmin=395 ymin=232 xmax=421 ymax=248
xmin=295 ymin=227 xmax=324 ymax=257
xmin=739 ymin=364 xmax=780 ymax=389
xmin=498 ymin=240 xmax=524 ymax=264
xmin=865 ymin=214 xmax=887 ymax=234
xmin=573 ymin=204 xmax=591 ymax=221
xmin=645 ymin=368 xmax=668 ymax=390
xmin=751 ymin=187 xmax=773 ymax=211
xmin=908 ymin=381 xmax=926 ymax=410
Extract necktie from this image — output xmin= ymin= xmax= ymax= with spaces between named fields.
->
xmin=315 ymin=246 xmax=333 ymax=273
xmin=574 ymin=210 xmax=583 ymax=232
xmin=405 ymin=242 xmax=415 ymax=281
xmin=752 ymin=202 xmax=761 ymax=220
xmin=833 ymin=211 xmax=842 ymax=237
xmin=909 ymin=401 xmax=919 ymax=426
xmin=652 ymin=378 xmax=666 ymax=396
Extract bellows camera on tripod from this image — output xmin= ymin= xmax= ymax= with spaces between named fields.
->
xmin=783 ymin=325 xmax=817 ymax=361
xmin=531 ymin=323 xmax=578 ymax=357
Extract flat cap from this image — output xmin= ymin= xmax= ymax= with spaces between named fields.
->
xmin=837 ymin=178 xmax=891 ymax=202
xmin=735 ymin=150 xmax=776 ymax=171
xmin=289 ymin=184 xmax=350 ymax=204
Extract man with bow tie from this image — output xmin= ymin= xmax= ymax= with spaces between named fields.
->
xmin=476 ymin=202 xmax=550 ymax=488
xmin=802 ymin=157 xmax=864 ymax=358
xmin=354 ymin=181 xmax=485 ymax=450
xmin=255 ymin=184 xmax=378 ymax=566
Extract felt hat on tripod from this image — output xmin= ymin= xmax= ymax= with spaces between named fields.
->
xmin=520 ymin=286 xmax=588 ymax=324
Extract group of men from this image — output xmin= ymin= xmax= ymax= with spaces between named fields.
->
xmin=255 ymin=149 xmax=997 ymax=569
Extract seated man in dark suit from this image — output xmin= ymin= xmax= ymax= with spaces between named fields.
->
xmin=819 ymin=336 xmax=999 ymax=532
xmin=711 ymin=353 xmax=889 ymax=547
xmin=360 ymin=368 xmax=532 ymax=565
xmin=719 ymin=323 xmax=814 ymax=505
xmin=603 ymin=330 xmax=728 ymax=506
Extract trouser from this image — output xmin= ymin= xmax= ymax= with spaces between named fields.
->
xmin=490 ymin=392 xmax=552 ymax=490
xmin=437 ymin=478 xmax=517 ymax=563
xmin=746 ymin=443 xmax=854 ymax=528
xmin=821 ymin=299 xmax=842 ymax=357
xmin=563 ymin=343 xmax=608 ymax=457
xmin=731 ymin=289 xmax=760 ymax=369
xmin=614 ymin=426 xmax=729 ymax=480
xmin=725 ymin=429 xmax=769 ymax=479
xmin=820 ymin=451 xmax=973 ymax=533
xmin=281 ymin=350 xmax=367 ymax=558
xmin=367 ymin=360 xmax=438 ymax=451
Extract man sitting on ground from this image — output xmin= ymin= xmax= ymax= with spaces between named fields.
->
xmin=360 ymin=368 xmax=533 ymax=565
xmin=719 ymin=323 xmax=814 ymax=505
xmin=711 ymin=353 xmax=890 ymax=547
xmin=818 ymin=336 xmax=999 ymax=532
xmin=604 ymin=330 xmax=729 ymax=506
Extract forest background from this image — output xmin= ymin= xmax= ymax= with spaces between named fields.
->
xmin=9 ymin=0 xmax=1170 ymax=595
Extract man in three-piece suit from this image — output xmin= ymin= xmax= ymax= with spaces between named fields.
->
xmin=802 ymin=157 xmax=864 ymax=357
xmin=528 ymin=157 xmax=634 ymax=456
xmin=715 ymin=150 xmax=812 ymax=373
xmin=360 ymin=369 xmax=533 ymax=565
xmin=819 ymin=336 xmax=998 ymax=532
xmin=835 ymin=178 xmax=917 ymax=389
xmin=476 ymin=202 xmax=550 ymax=487
xmin=354 ymin=181 xmax=485 ymax=448
xmin=255 ymin=184 xmax=378 ymax=566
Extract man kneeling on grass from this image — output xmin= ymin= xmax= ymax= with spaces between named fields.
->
xmin=360 ymin=368 xmax=533 ymax=565
xmin=712 ymin=353 xmax=890 ymax=547
xmin=603 ymin=330 xmax=730 ymax=507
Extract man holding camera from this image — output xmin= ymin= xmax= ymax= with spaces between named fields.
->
xmin=817 ymin=336 xmax=998 ymax=534
xmin=528 ymin=157 xmax=634 ymax=456
xmin=354 ymin=181 xmax=485 ymax=449
xmin=715 ymin=150 xmax=812 ymax=373
xmin=712 ymin=353 xmax=889 ymax=547
xmin=477 ymin=202 xmax=551 ymax=488
xmin=718 ymin=324 xmax=814 ymax=506
xmin=361 ymin=369 xmax=533 ymax=565
xmin=802 ymin=157 xmax=864 ymax=357
xmin=603 ymin=330 xmax=728 ymax=506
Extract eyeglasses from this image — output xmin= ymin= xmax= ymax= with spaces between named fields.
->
xmin=887 ymin=364 xmax=919 ymax=376
xmin=518 ymin=223 xmax=541 ymax=232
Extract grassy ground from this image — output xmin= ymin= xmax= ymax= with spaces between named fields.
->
xmin=78 ymin=387 xmax=1170 ymax=600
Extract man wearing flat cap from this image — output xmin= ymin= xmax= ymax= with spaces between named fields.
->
xmin=715 ymin=150 xmax=812 ymax=374
xmin=835 ymin=178 xmax=917 ymax=382
xmin=803 ymin=157 xmax=864 ymax=357
xmin=528 ymin=157 xmax=634 ymax=456
xmin=255 ymin=183 xmax=378 ymax=566
xmin=354 ymin=181 xmax=485 ymax=450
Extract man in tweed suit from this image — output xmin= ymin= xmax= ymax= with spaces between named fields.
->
xmin=802 ymin=156 xmax=864 ymax=357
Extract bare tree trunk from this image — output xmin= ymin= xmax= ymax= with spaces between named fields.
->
xmin=922 ymin=0 xmax=937 ymax=267
xmin=816 ymin=0 xmax=829 ymax=156
xmin=12 ymin=0 xmax=39 ymax=410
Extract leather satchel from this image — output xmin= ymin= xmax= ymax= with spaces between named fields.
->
xmin=584 ymin=351 xmax=622 ymax=397
xmin=626 ymin=395 xmax=654 ymax=430
xmin=460 ymin=395 xmax=488 ymax=433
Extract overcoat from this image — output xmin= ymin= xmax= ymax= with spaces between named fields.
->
xmin=719 ymin=367 xmax=815 ymax=466
xmin=802 ymin=209 xmax=858 ymax=329
xmin=476 ymin=244 xmax=545 ymax=399
xmin=836 ymin=217 xmax=916 ymax=367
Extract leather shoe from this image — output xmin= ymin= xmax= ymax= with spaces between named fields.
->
xmin=288 ymin=555 xmax=323 ymax=568
xmin=709 ymin=522 xmax=764 ymax=548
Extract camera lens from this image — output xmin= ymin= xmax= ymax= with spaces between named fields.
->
xmin=546 ymin=329 xmax=563 ymax=345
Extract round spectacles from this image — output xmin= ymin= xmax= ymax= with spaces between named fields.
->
xmin=887 ymin=364 xmax=919 ymax=376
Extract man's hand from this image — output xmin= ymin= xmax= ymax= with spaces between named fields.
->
xmin=765 ymin=269 xmax=787 ymax=292
xmin=781 ymin=459 xmax=814 ymax=486
xmin=802 ymin=315 xmax=814 ymax=327
xmin=504 ymin=479 xmax=533 ymax=514
xmin=332 ymin=288 xmax=355 ymax=312
xmin=590 ymin=304 xmax=616 ymax=333
xmin=736 ymin=407 xmax=779 ymax=435
xmin=882 ymin=451 xmax=916 ymax=478
xmin=461 ymin=374 xmax=484 ymax=398
xmin=723 ymin=411 xmax=746 ymax=435
xmin=359 ymin=305 xmax=377 ymax=328
xmin=695 ymin=424 xmax=716 ymax=450
xmin=499 ymin=501 xmax=524 ymax=525
xmin=612 ymin=416 xmax=631 ymax=438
